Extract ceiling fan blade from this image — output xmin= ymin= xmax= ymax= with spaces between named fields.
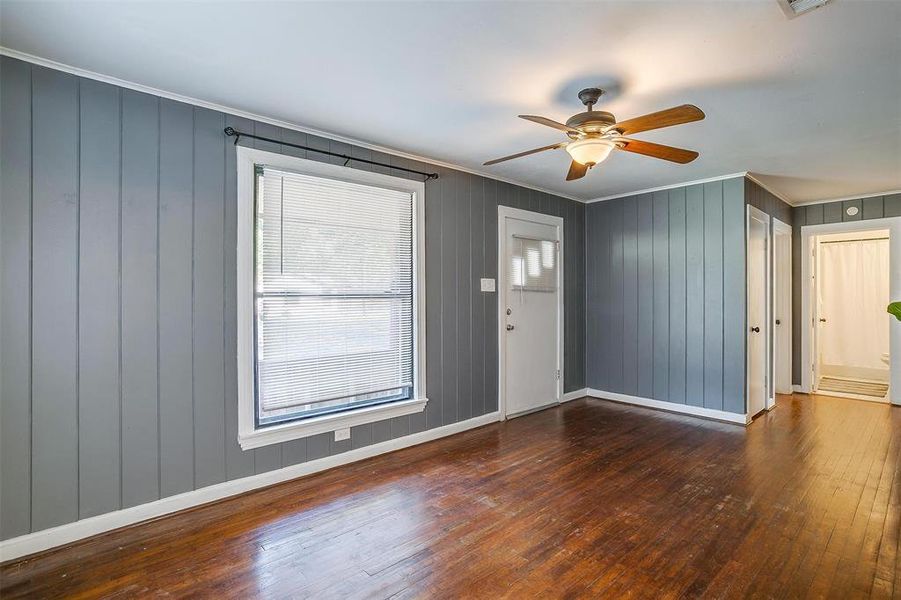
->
xmin=566 ymin=161 xmax=589 ymax=181
xmin=519 ymin=115 xmax=582 ymax=135
xmin=483 ymin=142 xmax=565 ymax=166
xmin=618 ymin=139 xmax=699 ymax=164
xmin=612 ymin=105 xmax=705 ymax=135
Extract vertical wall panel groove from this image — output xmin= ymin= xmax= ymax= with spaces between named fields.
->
xmin=470 ymin=177 xmax=486 ymax=416
xmin=668 ymin=188 xmax=687 ymax=405
xmin=192 ymin=108 xmax=227 ymax=486
xmin=30 ymin=67 xmax=80 ymax=530
xmin=609 ymin=200 xmax=625 ymax=391
xmin=721 ymin=177 xmax=746 ymax=414
xmin=652 ymin=191 xmax=670 ymax=401
xmin=78 ymin=79 xmax=122 ymax=518
xmin=440 ymin=171 xmax=459 ymax=426
xmin=636 ymin=194 xmax=654 ymax=398
xmin=456 ymin=173 xmax=472 ymax=422
xmin=622 ymin=198 xmax=639 ymax=396
xmin=685 ymin=185 xmax=705 ymax=407
xmin=424 ymin=169 xmax=444 ymax=430
xmin=158 ymin=99 xmax=196 ymax=495
xmin=1 ymin=57 xmax=33 ymax=538
xmin=702 ymin=182 xmax=725 ymax=410
xmin=120 ymin=90 xmax=160 ymax=508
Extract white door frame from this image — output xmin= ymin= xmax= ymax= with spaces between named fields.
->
xmin=746 ymin=205 xmax=771 ymax=414
xmin=497 ymin=206 xmax=565 ymax=419
xmin=772 ymin=218 xmax=792 ymax=399
xmin=800 ymin=216 xmax=901 ymax=405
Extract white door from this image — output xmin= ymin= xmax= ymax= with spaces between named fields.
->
xmin=810 ymin=239 xmax=821 ymax=391
xmin=774 ymin=224 xmax=793 ymax=395
xmin=747 ymin=207 xmax=769 ymax=417
xmin=500 ymin=208 xmax=562 ymax=417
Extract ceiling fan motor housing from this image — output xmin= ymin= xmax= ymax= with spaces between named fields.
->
xmin=565 ymin=110 xmax=617 ymax=134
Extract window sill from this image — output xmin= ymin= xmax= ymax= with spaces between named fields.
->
xmin=237 ymin=397 xmax=428 ymax=450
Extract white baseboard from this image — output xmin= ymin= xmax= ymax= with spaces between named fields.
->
xmin=0 ymin=411 xmax=502 ymax=563
xmin=792 ymin=384 xmax=808 ymax=393
xmin=585 ymin=388 xmax=749 ymax=425
xmin=561 ymin=388 xmax=589 ymax=402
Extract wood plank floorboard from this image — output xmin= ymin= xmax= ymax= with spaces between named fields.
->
xmin=1 ymin=393 xmax=899 ymax=599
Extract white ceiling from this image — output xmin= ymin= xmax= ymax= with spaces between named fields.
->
xmin=1 ymin=1 xmax=899 ymax=204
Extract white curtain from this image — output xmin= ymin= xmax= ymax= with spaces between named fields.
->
xmin=819 ymin=238 xmax=890 ymax=370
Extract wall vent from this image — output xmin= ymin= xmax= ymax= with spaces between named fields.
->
xmin=778 ymin=0 xmax=833 ymax=18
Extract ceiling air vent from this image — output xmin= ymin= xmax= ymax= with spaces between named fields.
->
xmin=777 ymin=0 xmax=833 ymax=18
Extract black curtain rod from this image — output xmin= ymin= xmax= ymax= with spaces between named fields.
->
xmin=224 ymin=127 xmax=439 ymax=181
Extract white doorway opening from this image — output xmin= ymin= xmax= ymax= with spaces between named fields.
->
xmin=801 ymin=217 xmax=901 ymax=405
xmin=497 ymin=206 xmax=564 ymax=419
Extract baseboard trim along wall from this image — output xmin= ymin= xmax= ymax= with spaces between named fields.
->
xmin=561 ymin=388 xmax=590 ymax=402
xmin=586 ymin=389 xmax=749 ymax=425
xmin=0 ymin=411 xmax=502 ymax=563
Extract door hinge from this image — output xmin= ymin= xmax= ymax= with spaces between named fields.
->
xmin=555 ymin=369 xmax=561 ymax=380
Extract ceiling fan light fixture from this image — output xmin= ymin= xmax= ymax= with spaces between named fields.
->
xmin=565 ymin=138 xmax=615 ymax=167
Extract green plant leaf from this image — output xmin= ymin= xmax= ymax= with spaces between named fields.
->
xmin=887 ymin=302 xmax=901 ymax=321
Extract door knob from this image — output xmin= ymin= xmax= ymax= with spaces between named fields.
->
xmin=775 ymin=319 xmax=781 ymax=325
xmin=506 ymin=324 xmax=515 ymax=331
xmin=750 ymin=326 xmax=760 ymax=333
xmin=819 ymin=318 xmax=827 ymax=322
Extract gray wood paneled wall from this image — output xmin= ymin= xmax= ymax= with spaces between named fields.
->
xmin=789 ymin=192 xmax=901 ymax=383
xmin=745 ymin=178 xmax=793 ymax=227
xmin=585 ymin=178 xmax=747 ymax=415
xmin=0 ymin=56 xmax=585 ymax=540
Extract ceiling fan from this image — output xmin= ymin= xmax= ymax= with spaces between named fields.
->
xmin=483 ymin=88 xmax=705 ymax=181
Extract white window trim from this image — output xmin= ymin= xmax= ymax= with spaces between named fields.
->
xmin=236 ymin=147 xmax=427 ymax=450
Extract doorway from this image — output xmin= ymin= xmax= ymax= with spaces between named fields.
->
xmin=811 ymin=229 xmax=890 ymax=401
xmin=801 ymin=217 xmax=901 ymax=405
xmin=498 ymin=206 xmax=564 ymax=418
xmin=747 ymin=206 xmax=770 ymax=418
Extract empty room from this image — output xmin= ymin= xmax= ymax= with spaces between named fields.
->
xmin=1 ymin=1 xmax=899 ymax=597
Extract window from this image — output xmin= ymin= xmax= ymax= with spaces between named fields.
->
xmin=237 ymin=148 xmax=426 ymax=449
xmin=509 ymin=235 xmax=558 ymax=292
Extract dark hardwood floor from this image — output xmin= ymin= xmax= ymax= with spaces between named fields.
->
xmin=2 ymin=393 xmax=899 ymax=599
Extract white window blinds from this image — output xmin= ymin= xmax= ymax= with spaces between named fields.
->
xmin=509 ymin=235 xmax=558 ymax=292
xmin=254 ymin=166 xmax=414 ymax=425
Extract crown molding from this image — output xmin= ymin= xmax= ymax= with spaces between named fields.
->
xmin=744 ymin=172 xmax=793 ymax=205
xmin=586 ymin=172 xmax=749 ymax=203
xmin=0 ymin=46 xmax=585 ymax=203
xmin=790 ymin=188 xmax=901 ymax=208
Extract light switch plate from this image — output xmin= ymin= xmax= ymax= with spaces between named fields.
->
xmin=334 ymin=427 xmax=350 ymax=441
xmin=480 ymin=278 xmax=496 ymax=292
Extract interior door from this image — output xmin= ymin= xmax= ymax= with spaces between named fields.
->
xmin=774 ymin=228 xmax=793 ymax=394
xmin=810 ymin=239 xmax=820 ymax=390
xmin=502 ymin=213 xmax=561 ymax=417
xmin=747 ymin=209 xmax=769 ymax=417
